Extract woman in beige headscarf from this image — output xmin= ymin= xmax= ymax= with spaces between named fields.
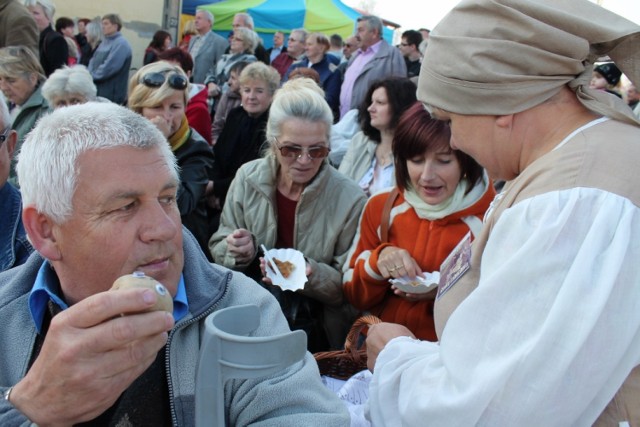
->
xmin=365 ymin=1 xmax=640 ymax=426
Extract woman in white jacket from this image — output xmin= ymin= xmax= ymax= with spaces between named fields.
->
xmin=339 ymin=77 xmax=416 ymax=196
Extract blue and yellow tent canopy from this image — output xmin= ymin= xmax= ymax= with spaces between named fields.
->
xmin=181 ymin=0 xmax=394 ymax=48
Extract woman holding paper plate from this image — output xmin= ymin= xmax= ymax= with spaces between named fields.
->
xmin=209 ymin=78 xmax=366 ymax=352
xmin=342 ymin=102 xmax=495 ymax=341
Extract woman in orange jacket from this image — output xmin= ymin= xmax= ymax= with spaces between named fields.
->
xmin=343 ymin=102 xmax=496 ymax=341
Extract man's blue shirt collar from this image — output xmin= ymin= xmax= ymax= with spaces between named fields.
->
xmin=29 ymin=261 xmax=189 ymax=333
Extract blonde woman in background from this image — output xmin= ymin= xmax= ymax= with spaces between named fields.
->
xmin=178 ymin=19 xmax=196 ymax=52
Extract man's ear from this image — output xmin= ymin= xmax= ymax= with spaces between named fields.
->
xmin=496 ymin=114 xmax=514 ymax=128
xmin=6 ymin=130 xmax=17 ymax=160
xmin=22 ymin=206 xmax=62 ymax=261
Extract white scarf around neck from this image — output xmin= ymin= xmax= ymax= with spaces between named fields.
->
xmin=403 ymin=173 xmax=488 ymax=221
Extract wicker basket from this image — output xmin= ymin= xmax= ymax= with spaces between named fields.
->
xmin=314 ymin=315 xmax=382 ymax=379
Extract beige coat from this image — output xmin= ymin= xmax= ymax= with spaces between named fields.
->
xmin=210 ymin=154 xmax=367 ymax=347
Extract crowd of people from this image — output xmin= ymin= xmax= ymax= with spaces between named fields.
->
xmin=1 ymin=0 xmax=640 ymax=424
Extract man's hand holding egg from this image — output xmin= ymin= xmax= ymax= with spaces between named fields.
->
xmin=110 ymin=271 xmax=173 ymax=314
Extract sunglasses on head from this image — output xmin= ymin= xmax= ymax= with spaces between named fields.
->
xmin=6 ymin=46 xmax=31 ymax=57
xmin=276 ymin=140 xmax=330 ymax=160
xmin=141 ymin=72 xmax=188 ymax=90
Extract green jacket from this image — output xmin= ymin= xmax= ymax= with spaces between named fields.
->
xmin=9 ymin=85 xmax=50 ymax=185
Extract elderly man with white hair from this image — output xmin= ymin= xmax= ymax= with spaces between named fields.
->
xmin=189 ymin=9 xmax=228 ymax=85
xmin=366 ymin=0 xmax=640 ymax=425
xmin=339 ymin=15 xmax=406 ymax=119
xmin=0 ymin=102 xmax=349 ymax=426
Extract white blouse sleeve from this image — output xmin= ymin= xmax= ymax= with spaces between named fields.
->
xmin=367 ymin=187 xmax=640 ymax=426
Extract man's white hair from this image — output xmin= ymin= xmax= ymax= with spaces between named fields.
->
xmin=16 ymin=102 xmax=179 ymax=223
xmin=0 ymin=92 xmax=9 ymax=129
xmin=23 ymin=0 xmax=55 ymax=21
xmin=196 ymin=9 xmax=214 ymax=24
xmin=235 ymin=12 xmax=254 ymax=29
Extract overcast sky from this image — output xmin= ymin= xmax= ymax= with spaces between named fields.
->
xmin=343 ymin=0 xmax=640 ymax=32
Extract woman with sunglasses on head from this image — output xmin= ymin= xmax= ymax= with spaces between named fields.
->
xmin=128 ymin=61 xmax=214 ymax=258
xmin=342 ymin=102 xmax=495 ymax=341
xmin=209 ymin=78 xmax=366 ymax=352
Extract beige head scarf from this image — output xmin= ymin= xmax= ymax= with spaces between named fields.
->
xmin=418 ymin=0 xmax=640 ymax=126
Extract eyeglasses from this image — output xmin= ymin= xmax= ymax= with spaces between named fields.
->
xmin=0 ymin=127 xmax=10 ymax=148
xmin=276 ymin=140 xmax=330 ymax=160
xmin=140 ymin=72 xmax=188 ymax=90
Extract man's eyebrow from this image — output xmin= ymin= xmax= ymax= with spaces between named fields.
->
xmin=103 ymin=181 xmax=179 ymax=202
xmin=162 ymin=180 xmax=179 ymax=192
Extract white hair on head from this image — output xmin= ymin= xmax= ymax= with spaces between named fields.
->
xmin=235 ymin=12 xmax=253 ymax=29
xmin=196 ymin=9 xmax=213 ymax=24
xmin=233 ymin=27 xmax=258 ymax=54
xmin=357 ymin=15 xmax=383 ymax=36
xmin=266 ymin=77 xmax=332 ymax=149
xmin=23 ymin=0 xmax=55 ymax=21
xmin=16 ymin=102 xmax=178 ymax=223
xmin=85 ymin=21 xmax=103 ymax=47
xmin=291 ymin=28 xmax=309 ymax=43
xmin=42 ymin=65 xmax=98 ymax=104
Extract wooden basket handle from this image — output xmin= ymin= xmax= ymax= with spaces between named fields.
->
xmin=344 ymin=315 xmax=382 ymax=364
